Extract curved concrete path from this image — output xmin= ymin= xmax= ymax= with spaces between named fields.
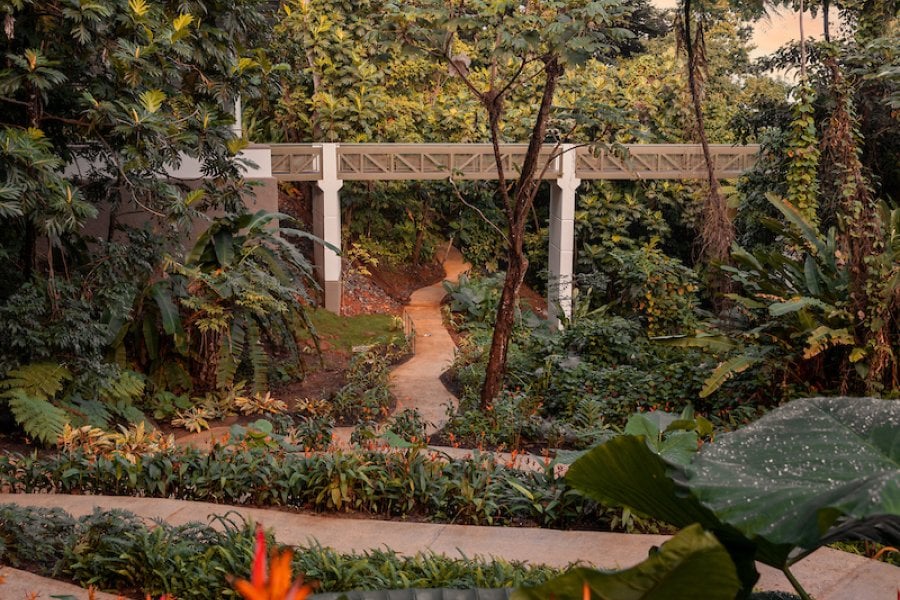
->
xmin=2 ymin=494 xmax=897 ymax=600
xmin=389 ymin=246 xmax=469 ymax=436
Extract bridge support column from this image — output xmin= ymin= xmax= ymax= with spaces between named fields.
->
xmin=313 ymin=143 xmax=343 ymax=313
xmin=548 ymin=145 xmax=580 ymax=329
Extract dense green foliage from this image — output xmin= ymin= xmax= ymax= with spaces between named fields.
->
xmin=442 ymin=274 xmax=768 ymax=449
xmin=0 ymin=0 xmax=328 ymax=442
xmin=0 ymin=445 xmax=644 ymax=530
xmin=0 ymin=504 xmax=558 ymax=598
xmin=565 ymin=397 xmax=900 ymax=598
xmin=0 ymin=0 xmax=896 ymax=458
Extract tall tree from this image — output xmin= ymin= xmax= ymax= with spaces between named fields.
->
xmin=383 ymin=0 xmax=632 ymax=406
xmin=677 ymin=0 xmax=736 ymax=288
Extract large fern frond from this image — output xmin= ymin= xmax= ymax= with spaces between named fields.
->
xmin=67 ymin=397 xmax=112 ymax=429
xmin=0 ymin=363 xmax=72 ymax=400
xmin=98 ymin=369 xmax=145 ymax=404
xmin=216 ymin=319 xmax=246 ymax=390
xmin=6 ymin=390 xmax=68 ymax=444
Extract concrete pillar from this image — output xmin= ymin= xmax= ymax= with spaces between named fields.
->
xmin=548 ymin=144 xmax=580 ymax=329
xmin=313 ymin=143 xmax=343 ymax=313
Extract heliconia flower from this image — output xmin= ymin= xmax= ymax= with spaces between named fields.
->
xmin=234 ymin=524 xmax=314 ymax=600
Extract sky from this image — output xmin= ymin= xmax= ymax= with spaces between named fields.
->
xmin=650 ymin=0 xmax=827 ymax=58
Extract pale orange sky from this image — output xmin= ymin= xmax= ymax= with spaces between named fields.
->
xmin=651 ymin=0 xmax=827 ymax=58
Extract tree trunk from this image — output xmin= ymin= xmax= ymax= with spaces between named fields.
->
xmin=799 ymin=0 xmax=807 ymax=80
xmin=479 ymin=57 xmax=562 ymax=408
xmin=480 ymin=230 xmax=528 ymax=405
xmin=682 ymin=0 xmax=733 ymax=297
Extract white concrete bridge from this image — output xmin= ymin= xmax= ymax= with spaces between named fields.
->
xmin=241 ymin=143 xmax=758 ymax=325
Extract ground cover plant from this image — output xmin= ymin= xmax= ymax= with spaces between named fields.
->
xmin=0 ymin=504 xmax=558 ymax=599
xmin=0 ymin=445 xmax=632 ymax=530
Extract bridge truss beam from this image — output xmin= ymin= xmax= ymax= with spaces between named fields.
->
xmin=265 ymin=143 xmax=758 ymax=325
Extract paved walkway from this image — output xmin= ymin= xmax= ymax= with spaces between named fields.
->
xmin=179 ymin=245 xmax=469 ymax=450
xmin=389 ymin=245 xmax=469 ymax=436
xmin=1 ymin=494 xmax=896 ymax=600
xmin=6 ymin=255 xmax=897 ymax=599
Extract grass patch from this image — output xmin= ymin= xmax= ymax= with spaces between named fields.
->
xmin=308 ymin=309 xmax=401 ymax=352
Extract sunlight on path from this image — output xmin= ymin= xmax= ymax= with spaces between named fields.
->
xmin=389 ymin=245 xmax=470 ymax=436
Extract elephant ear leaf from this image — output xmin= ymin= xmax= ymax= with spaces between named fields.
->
xmin=681 ymin=397 xmax=900 ymax=565
xmin=565 ymin=435 xmax=764 ymax=593
xmin=513 ymin=524 xmax=740 ymax=600
xmin=566 ymin=434 xmax=719 ymax=529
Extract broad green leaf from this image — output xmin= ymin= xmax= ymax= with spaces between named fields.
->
xmin=802 ymin=326 xmax=854 ymax=359
xmin=682 ymin=397 xmax=900 ymax=564
xmin=658 ymin=431 xmax=701 ymax=467
xmin=566 ymin=435 xmax=763 ymax=591
xmin=566 ymin=435 xmax=719 ymax=531
xmin=213 ymin=229 xmax=235 ymax=267
xmin=700 ymin=353 xmax=761 ymax=398
xmin=765 ymin=194 xmax=826 ymax=256
xmin=249 ymin=419 xmax=273 ymax=434
xmin=142 ymin=314 xmax=159 ymax=360
xmin=768 ymin=296 xmax=833 ymax=317
xmin=380 ymin=430 xmax=415 ymax=449
xmin=624 ymin=411 xmax=666 ymax=439
xmin=150 ymin=283 xmax=183 ymax=337
xmin=513 ymin=525 xmax=740 ymax=600
xmin=803 ymin=255 xmax=821 ymax=296
xmin=653 ymin=333 xmax=737 ymax=353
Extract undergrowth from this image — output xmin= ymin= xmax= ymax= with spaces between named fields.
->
xmin=0 ymin=446 xmax=665 ymax=532
xmin=0 ymin=504 xmax=558 ymax=599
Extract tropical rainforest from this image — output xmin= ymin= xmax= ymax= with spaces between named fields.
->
xmin=0 ymin=0 xmax=896 ymax=448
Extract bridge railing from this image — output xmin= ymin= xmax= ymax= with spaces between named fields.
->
xmin=269 ymin=143 xmax=759 ymax=182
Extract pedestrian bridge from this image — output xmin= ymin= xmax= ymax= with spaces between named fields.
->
xmin=240 ymin=143 xmax=758 ymax=325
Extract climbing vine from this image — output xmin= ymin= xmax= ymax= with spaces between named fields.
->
xmin=785 ymin=82 xmax=821 ymax=227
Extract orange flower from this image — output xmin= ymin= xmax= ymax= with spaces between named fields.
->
xmin=234 ymin=525 xmax=314 ymax=600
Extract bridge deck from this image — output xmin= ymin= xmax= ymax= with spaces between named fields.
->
xmin=268 ymin=143 xmax=758 ymax=182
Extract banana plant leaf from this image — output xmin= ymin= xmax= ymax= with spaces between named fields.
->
xmin=513 ymin=524 xmax=740 ymax=600
xmin=678 ymin=396 xmax=900 ymax=563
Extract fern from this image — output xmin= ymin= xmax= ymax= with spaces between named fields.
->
xmin=68 ymin=397 xmax=112 ymax=429
xmin=216 ymin=318 xmax=246 ymax=390
xmin=1 ymin=363 xmax=72 ymax=400
xmin=98 ymin=369 xmax=145 ymax=404
xmin=6 ymin=390 xmax=68 ymax=444
xmin=0 ymin=363 xmax=74 ymax=443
